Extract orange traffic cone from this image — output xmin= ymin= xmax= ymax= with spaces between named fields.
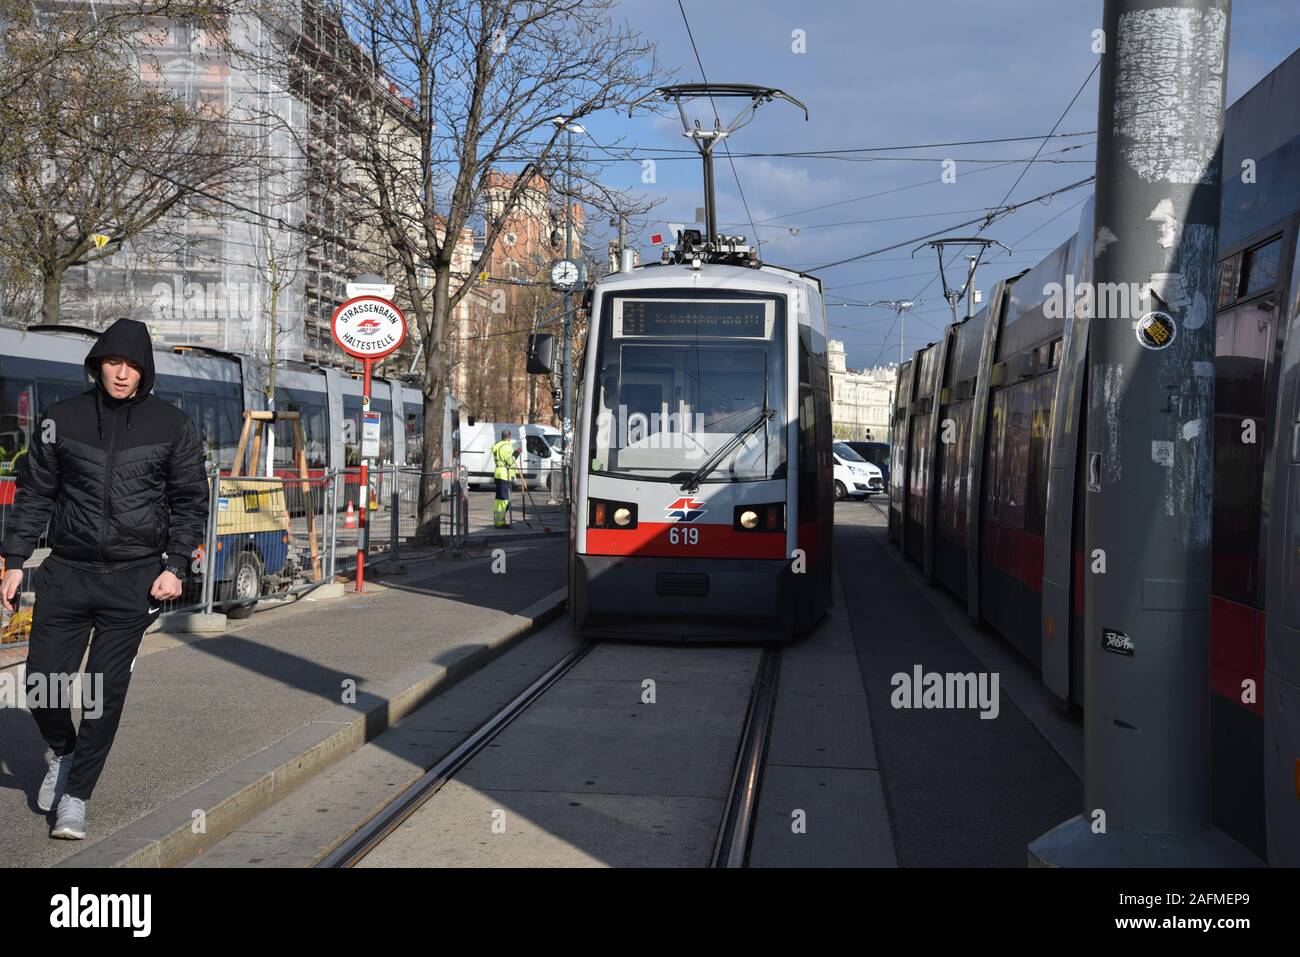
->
xmin=344 ymin=500 xmax=357 ymax=529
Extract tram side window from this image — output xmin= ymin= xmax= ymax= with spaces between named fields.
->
xmin=1002 ymin=381 xmax=1031 ymax=531
xmin=372 ymin=399 xmax=394 ymax=463
xmin=948 ymin=407 xmax=969 ymax=544
xmin=1215 ymin=299 xmax=1275 ymax=418
xmin=273 ymin=390 xmax=329 ymax=470
xmin=1218 ymin=236 xmax=1283 ymax=309
xmin=196 ymin=395 xmax=237 ymax=467
xmin=1285 ymin=468 xmax=1300 ymax=631
xmin=1242 ymin=237 xmax=1282 ymax=299
xmin=936 ymin=405 xmax=966 ymax=543
xmin=798 ymin=336 xmax=817 ymax=518
xmin=908 ymin=416 xmax=929 ymax=526
xmin=1212 ymin=299 xmax=1275 ymax=608
xmin=0 ymin=358 xmax=90 ymax=474
xmin=154 ymin=380 xmax=242 ymax=467
xmin=1217 ymin=254 xmax=1242 ymax=309
xmin=987 ymin=382 xmax=1031 ymax=531
xmin=0 ymin=376 xmax=35 ymax=475
xmin=1213 ymin=417 xmax=1264 ymax=607
xmin=1024 ymin=372 xmax=1056 ymax=536
xmin=343 ymin=395 xmax=360 ymax=466
xmin=985 ymin=390 xmax=1005 ymax=522
xmin=405 ymin=403 xmax=424 ymax=465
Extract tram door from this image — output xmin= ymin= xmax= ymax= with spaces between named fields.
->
xmin=1264 ymin=227 xmax=1300 ymax=865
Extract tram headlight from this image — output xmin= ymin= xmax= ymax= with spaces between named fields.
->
xmin=588 ymin=498 xmax=637 ymax=529
xmin=734 ymin=503 xmax=785 ymax=532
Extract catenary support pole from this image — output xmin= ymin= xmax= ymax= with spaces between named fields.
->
xmin=561 ymin=124 xmax=575 ymax=508
xmin=1029 ymin=0 xmax=1257 ymax=866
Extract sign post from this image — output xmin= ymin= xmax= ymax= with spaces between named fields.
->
xmin=331 ymin=294 xmax=407 ymax=593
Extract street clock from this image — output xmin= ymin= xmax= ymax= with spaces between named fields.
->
xmin=550 ymin=259 xmax=581 ymax=290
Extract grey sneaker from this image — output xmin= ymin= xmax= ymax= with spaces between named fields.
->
xmin=37 ymin=755 xmax=73 ymax=812
xmin=51 ymin=794 xmax=86 ymax=840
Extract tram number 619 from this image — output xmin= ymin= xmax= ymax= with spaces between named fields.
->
xmin=668 ymin=526 xmax=700 ymax=546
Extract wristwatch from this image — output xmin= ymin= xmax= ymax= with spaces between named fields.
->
xmin=163 ymin=562 xmax=187 ymax=581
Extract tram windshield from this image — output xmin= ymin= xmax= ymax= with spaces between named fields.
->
xmin=589 ymin=293 xmax=787 ymax=483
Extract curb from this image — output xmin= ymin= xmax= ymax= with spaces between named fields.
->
xmin=54 ymin=586 xmax=568 ymax=869
xmin=463 ymin=529 xmax=566 ymax=547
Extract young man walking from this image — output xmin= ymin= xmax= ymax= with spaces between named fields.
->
xmin=0 ymin=317 xmax=208 ymax=839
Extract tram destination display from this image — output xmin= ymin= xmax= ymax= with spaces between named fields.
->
xmin=615 ymin=298 xmax=773 ymax=338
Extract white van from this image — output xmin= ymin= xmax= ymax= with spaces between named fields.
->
xmin=520 ymin=424 xmax=561 ymax=491
xmin=460 ymin=419 xmax=557 ymax=490
xmin=832 ymin=441 xmax=884 ymax=501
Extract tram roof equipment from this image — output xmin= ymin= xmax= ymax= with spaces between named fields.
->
xmin=629 ymin=83 xmax=808 ymax=268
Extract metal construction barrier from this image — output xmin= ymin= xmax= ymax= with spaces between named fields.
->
xmin=0 ymin=476 xmax=46 ymax=648
xmin=334 ymin=466 xmax=464 ymax=571
xmin=0 ymin=467 xmax=343 ymax=646
xmin=200 ymin=469 xmax=338 ymax=618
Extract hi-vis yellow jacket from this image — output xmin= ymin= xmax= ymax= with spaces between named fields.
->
xmin=491 ymin=439 xmax=519 ymax=481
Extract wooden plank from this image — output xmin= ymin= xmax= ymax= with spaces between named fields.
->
xmin=249 ymin=426 xmax=263 ymax=480
xmin=231 ymin=413 xmax=253 ymax=478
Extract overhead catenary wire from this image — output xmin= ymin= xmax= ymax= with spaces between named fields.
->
xmin=805 ymin=175 xmax=1095 ymax=272
xmin=581 ymin=130 xmax=1096 ymax=159
xmin=674 ymin=0 xmax=763 ymax=254
xmin=862 ymin=60 xmax=1103 ymax=368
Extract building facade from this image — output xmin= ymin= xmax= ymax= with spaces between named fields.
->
xmin=45 ymin=12 xmax=306 ymax=364
xmin=455 ymin=170 xmax=583 ymax=425
xmin=828 ymin=340 xmax=895 ymax=442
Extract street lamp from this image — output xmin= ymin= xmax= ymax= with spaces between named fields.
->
xmin=867 ymin=299 xmax=920 ymax=369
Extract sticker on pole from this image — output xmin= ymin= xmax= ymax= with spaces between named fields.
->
xmin=362 ymin=412 xmax=381 ymax=459
xmin=1101 ymin=627 xmax=1135 ymax=657
xmin=331 ymin=296 xmax=407 ymax=359
xmin=1135 ymin=311 xmax=1176 ymax=350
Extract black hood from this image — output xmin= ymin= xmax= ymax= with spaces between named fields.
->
xmin=85 ymin=317 xmax=156 ymax=401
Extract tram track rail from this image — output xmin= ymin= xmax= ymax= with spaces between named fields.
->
xmin=318 ymin=638 xmax=782 ymax=869
xmin=711 ymin=645 xmax=782 ymax=868
xmin=317 ymin=641 xmax=596 ymax=868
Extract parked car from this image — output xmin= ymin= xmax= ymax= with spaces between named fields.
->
xmin=832 ymin=441 xmax=884 ymax=501
xmin=843 ymin=440 xmax=891 ymax=487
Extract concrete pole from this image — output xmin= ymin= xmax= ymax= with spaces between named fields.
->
xmin=965 ymin=256 xmax=978 ymax=321
xmin=561 ymin=125 xmax=575 ymax=505
xmin=1030 ymin=0 xmax=1256 ymax=866
xmin=898 ymin=303 xmax=905 ymax=370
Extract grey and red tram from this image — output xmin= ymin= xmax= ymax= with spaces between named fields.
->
xmin=888 ymin=49 xmax=1300 ymax=864
xmin=569 ymin=236 xmax=834 ymax=642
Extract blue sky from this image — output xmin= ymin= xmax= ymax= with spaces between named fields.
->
xmin=574 ymin=0 xmax=1300 ymax=370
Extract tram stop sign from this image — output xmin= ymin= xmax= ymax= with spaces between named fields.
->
xmin=331 ymin=296 xmax=408 ymax=360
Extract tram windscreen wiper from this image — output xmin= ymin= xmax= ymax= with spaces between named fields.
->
xmin=674 ymin=407 xmax=775 ymax=492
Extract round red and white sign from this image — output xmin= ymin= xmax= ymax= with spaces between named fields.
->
xmin=331 ymin=296 xmax=408 ymax=359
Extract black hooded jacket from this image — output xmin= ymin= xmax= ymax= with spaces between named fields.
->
xmin=0 ymin=318 xmax=208 ymax=577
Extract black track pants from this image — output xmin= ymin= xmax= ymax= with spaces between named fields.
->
xmin=24 ymin=558 xmax=162 ymax=801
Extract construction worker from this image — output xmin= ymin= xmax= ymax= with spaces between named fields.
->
xmin=491 ymin=429 xmax=520 ymax=528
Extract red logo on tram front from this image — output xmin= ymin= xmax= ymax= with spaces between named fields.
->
xmin=666 ymin=497 xmax=707 ymax=522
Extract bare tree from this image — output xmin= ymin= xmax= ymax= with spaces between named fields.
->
xmin=0 ymin=0 xmax=238 ymax=130
xmin=0 ymin=4 xmax=256 ymax=325
xmin=333 ymin=0 xmax=661 ymax=542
